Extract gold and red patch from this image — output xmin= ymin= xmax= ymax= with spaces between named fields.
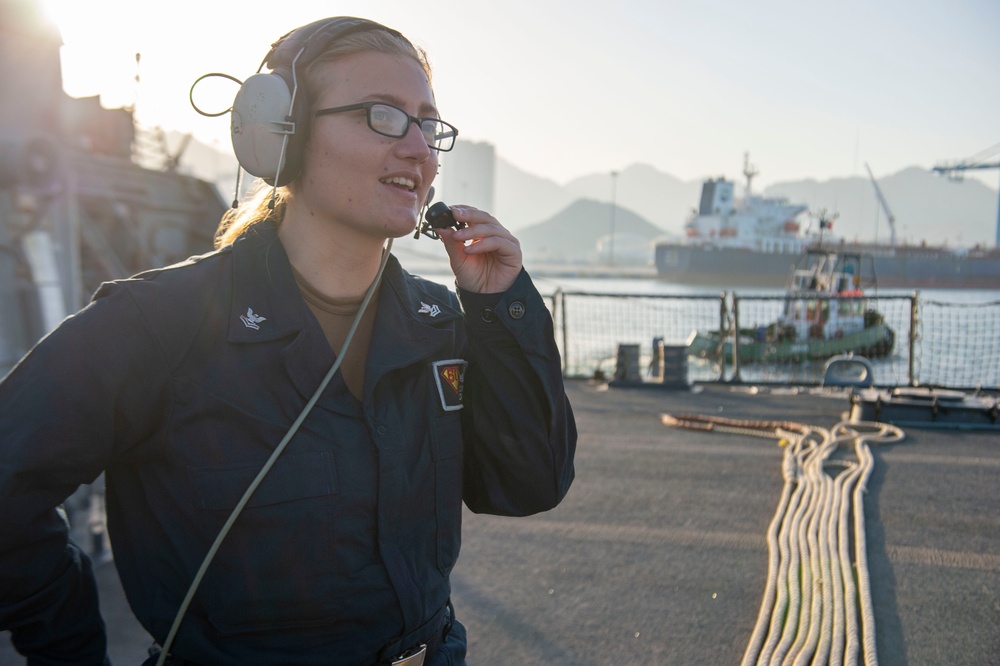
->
xmin=432 ymin=359 xmax=468 ymax=411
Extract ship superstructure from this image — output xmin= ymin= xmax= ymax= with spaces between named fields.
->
xmin=1 ymin=0 xmax=225 ymax=373
xmin=683 ymin=155 xmax=810 ymax=256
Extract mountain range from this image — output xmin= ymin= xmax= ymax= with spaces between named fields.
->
xmin=173 ymin=133 xmax=999 ymax=267
xmin=490 ymin=160 xmax=999 ymax=249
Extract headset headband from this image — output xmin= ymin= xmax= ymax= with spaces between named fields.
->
xmin=264 ymin=17 xmax=405 ymax=75
xmin=230 ymin=17 xmax=409 ymax=187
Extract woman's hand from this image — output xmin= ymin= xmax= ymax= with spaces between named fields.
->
xmin=436 ymin=205 xmax=522 ymax=294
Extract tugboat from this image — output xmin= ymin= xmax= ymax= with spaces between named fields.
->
xmin=687 ymin=246 xmax=896 ymax=364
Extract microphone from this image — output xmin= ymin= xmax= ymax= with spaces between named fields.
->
xmin=425 ymin=202 xmax=463 ymax=230
xmin=414 ymin=190 xmax=464 ymax=239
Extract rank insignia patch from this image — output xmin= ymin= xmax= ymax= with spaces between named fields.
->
xmin=432 ymin=359 xmax=468 ymax=411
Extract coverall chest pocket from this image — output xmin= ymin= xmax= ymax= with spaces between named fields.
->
xmin=430 ymin=411 xmax=463 ymax=575
xmin=190 ymin=451 xmax=342 ymax=633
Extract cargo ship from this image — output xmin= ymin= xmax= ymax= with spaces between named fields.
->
xmin=654 ymin=156 xmax=1000 ymax=289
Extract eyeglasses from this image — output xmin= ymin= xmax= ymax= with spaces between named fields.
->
xmin=314 ymin=102 xmax=459 ymax=152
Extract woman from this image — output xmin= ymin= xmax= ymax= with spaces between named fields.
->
xmin=0 ymin=17 xmax=576 ymax=666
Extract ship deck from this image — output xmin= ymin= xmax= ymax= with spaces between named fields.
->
xmin=2 ymin=379 xmax=998 ymax=664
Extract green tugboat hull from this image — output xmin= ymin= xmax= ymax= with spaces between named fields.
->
xmin=689 ymin=323 xmax=895 ymax=364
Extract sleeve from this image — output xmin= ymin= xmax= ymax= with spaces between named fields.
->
xmin=456 ymin=269 xmax=576 ymax=516
xmin=0 ymin=284 xmax=170 ymax=663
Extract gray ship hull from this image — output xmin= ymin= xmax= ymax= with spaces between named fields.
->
xmin=654 ymin=242 xmax=1000 ymax=289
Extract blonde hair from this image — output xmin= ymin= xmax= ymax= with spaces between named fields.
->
xmin=214 ymin=26 xmax=432 ymax=248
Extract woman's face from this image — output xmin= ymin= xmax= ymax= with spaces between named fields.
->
xmin=297 ymin=51 xmax=439 ymax=241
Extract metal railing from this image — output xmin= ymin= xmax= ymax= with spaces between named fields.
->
xmin=551 ymin=290 xmax=1000 ymax=389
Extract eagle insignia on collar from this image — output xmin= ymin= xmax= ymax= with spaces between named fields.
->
xmin=240 ymin=307 xmax=267 ymax=330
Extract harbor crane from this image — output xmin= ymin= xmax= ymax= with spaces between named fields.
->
xmin=932 ymin=144 xmax=1000 ymax=247
xmin=864 ymin=163 xmax=897 ymax=246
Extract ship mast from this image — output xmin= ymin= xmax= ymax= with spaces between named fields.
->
xmin=743 ymin=152 xmax=759 ymax=200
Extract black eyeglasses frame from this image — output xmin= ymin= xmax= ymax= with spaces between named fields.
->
xmin=314 ymin=101 xmax=458 ymax=152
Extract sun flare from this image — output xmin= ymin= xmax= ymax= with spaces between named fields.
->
xmin=39 ymin=0 xmax=141 ymax=108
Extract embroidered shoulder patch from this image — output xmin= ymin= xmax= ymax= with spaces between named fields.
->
xmin=432 ymin=359 xmax=468 ymax=411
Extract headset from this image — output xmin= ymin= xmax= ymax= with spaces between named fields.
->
xmin=229 ymin=17 xmax=409 ymax=187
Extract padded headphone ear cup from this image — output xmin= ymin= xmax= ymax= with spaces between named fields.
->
xmin=231 ymin=18 xmax=405 ymax=187
xmin=230 ymin=72 xmax=293 ymax=182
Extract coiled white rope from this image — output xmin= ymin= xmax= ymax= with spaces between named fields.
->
xmin=661 ymin=413 xmax=904 ymax=666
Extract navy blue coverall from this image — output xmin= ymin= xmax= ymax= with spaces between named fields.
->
xmin=0 ymin=221 xmax=577 ymax=665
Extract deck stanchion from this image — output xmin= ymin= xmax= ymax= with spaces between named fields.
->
xmin=908 ymin=292 xmax=918 ymax=387
xmin=731 ymin=294 xmax=742 ymax=383
xmin=558 ymin=289 xmax=569 ymax=377
xmin=716 ymin=291 xmax=727 ymax=383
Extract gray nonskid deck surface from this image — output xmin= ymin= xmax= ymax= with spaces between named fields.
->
xmin=452 ymin=381 xmax=1000 ymax=665
xmin=2 ymin=380 xmax=998 ymax=664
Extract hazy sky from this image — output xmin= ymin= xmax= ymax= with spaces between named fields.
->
xmin=42 ymin=0 xmax=1000 ymax=190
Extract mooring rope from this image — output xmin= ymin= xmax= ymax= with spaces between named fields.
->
xmin=661 ymin=413 xmax=904 ymax=666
